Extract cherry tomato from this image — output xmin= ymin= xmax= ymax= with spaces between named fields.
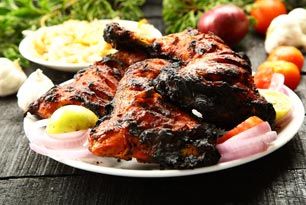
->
xmin=256 ymin=61 xmax=301 ymax=90
xmin=268 ymin=46 xmax=304 ymax=71
xmin=251 ymin=0 xmax=287 ymax=35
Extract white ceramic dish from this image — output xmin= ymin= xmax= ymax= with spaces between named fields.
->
xmin=23 ymin=86 xmax=304 ymax=177
xmin=19 ymin=19 xmax=162 ymax=72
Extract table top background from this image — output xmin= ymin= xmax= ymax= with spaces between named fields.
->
xmin=1 ymin=1 xmax=305 ymax=204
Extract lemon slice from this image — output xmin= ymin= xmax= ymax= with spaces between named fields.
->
xmin=259 ymin=89 xmax=292 ymax=122
xmin=46 ymin=105 xmax=98 ymax=134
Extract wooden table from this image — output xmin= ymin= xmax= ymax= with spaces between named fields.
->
xmin=1 ymin=1 xmax=305 ymax=204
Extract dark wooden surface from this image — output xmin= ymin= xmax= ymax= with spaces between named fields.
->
xmin=1 ymin=1 xmax=306 ymax=204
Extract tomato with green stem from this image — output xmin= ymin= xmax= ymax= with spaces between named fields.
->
xmin=251 ymin=0 xmax=287 ymax=35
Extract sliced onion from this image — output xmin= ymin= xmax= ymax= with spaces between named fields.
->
xmin=268 ymin=73 xmax=289 ymax=95
xmin=29 ymin=143 xmax=94 ymax=159
xmin=269 ymin=73 xmax=285 ymax=90
xmin=26 ymin=119 xmax=89 ymax=149
xmin=218 ymin=131 xmax=277 ymax=162
xmin=222 ymin=121 xmax=271 ymax=144
xmin=48 ymin=130 xmax=88 ymax=140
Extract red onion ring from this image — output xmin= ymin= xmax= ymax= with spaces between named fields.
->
xmin=29 ymin=143 xmax=94 ymax=159
xmin=218 ymin=131 xmax=277 ymax=162
xmin=27 ymin=119 xmax=89 ymax=149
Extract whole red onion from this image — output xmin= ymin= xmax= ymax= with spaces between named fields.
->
xmin=197 ymin=4 xmax=249 ymax=46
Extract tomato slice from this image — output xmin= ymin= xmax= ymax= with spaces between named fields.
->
xmin=217 ymin=116 xmax=264 ymax=144
xmin=254 ymin=66 xmax=274 ymax=89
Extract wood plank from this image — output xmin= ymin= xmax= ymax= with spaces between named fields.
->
xmin=1 ymin=94 xmax=303 ymax=178
xmin=0 ymin=96 xmax=79 ymax=178
xmin=0 ymin=168 xmax=305 ymax=204
xmin=0 ymin=32 xmax=305 ymax=179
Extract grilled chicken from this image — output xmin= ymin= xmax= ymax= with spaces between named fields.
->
xmin=89 ymin=59 xmax=220 ymax=169
xmin=28 ymin=51 xmax=147 ymax=118
xmin=104 ymin=24 xmax=276 ymax=128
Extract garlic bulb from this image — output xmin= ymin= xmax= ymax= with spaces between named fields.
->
xmin=265 ymin=8 xmax=306 ymax=53
xmin=0 ymin=58 xmax=27 ymax=97
xmin=17 ymin=69 xmax=54 ymax=111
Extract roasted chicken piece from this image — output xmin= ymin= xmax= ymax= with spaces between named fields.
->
xmin=89 ymin=59 xmax=220 ymax=169
xmin=104 ymin=24 xmax=276 ymax=128
xmin=28 ymin=51 xmax=147 ymax=118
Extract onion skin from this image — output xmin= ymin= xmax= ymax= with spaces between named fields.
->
xmin=197 ymin=4 xmax=249 ymax=46
xmin=24 ymin=119 xmax=90 ymax=150
xmin=222 ymin=121 xmax=271 ymax=144
xmin=218 ymin=131 xmax=277 ymax=162
xmin=29 ymin=143 xmax=94 ymax=159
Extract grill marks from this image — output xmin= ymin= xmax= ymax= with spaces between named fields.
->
xmin=27 ymin=50 xmax=148 ymax=119
xmin=28 ymin=23 xmax=276 ymax=169
xmin=89 ymin=59 xmax=220 ymax=169
xmin=103 ymin=23 xmax=275 ymax=128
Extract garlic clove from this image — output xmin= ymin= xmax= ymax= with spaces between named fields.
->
xmin=17 ymin=69 xmax=54 ymax=111
xmin=0 ymin=58 xmax=27 ymax=97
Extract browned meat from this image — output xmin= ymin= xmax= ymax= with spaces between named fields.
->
xmin=89 ymin=59 xmax=220 ymax=169
xmin=28 ymin=50 xmax=147 ymax=118
xmin=103 ymin=23 xmax=155 ymax=52
xmin=104 ymin=24 xmax=276 ymax=128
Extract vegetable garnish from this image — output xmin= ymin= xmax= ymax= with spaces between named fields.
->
xmin=217 ymin=120 xmax=277 ymax=162
xmin=254 ymin=63 xmax=274 ymax=89
xmin=218 ymin=131 xmax=277 ymax=162
xmin=217 ymin=116 xmax=264 ymax=144
xmin=26 ymin=119 xmax=88 ymax=149
xmin=25 ymin=115 xmax=94 ymax=160
xmin=46 ymin=105 xmax=98 ymax=134
xmin=255 ymin=61 xmax=301 ymax=90
xmin=259 ymin=89 xmax=292 ymax=124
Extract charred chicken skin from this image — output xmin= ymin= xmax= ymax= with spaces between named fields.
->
xmin=104 ymin=24 xmax=276 ymax=128
xmin=89 ymin=59 xmax=220 ymax=169
xmin=28 ymin=51 xmax=147 ymax=118
xmin=28 ymin=23 xmax=276 ymax=169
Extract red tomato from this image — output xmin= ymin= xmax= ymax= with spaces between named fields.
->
xmin=250 ymin=0 xmax=287 ymax=35
xmin=268 ymin=46 xmax=304 ymax=71
xmin=255 ymin=61 xmax=301 ymax=90
xmin=217 ymin=116 xmax=264 ymax=144
xmin=254 ymin=66 xmax=274 ymax=89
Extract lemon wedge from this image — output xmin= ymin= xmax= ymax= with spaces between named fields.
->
xmin=46 ymin=105 xmax=98 ymax=134
xmin=259 ymin=89 xmax=292 ymax=122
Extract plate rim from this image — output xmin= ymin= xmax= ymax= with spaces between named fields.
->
xmin=23 ymin=86 xmax=305 ymax=177
xmin=18 ymin=19 xmax=162 ymax=72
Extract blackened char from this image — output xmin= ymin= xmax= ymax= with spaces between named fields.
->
xmin=103 ymin=24 xmax=276 ymax=128
xmin=89 ymin=59 xmax=221 ymax=169
xmin=28 ymin=50 xmax=148 ymax=119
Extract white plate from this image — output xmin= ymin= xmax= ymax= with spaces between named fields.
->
xmin=23 ymin=86 xmax=304 ymax=177
xmin=19 ymin=19 xmax=162 ymax=72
